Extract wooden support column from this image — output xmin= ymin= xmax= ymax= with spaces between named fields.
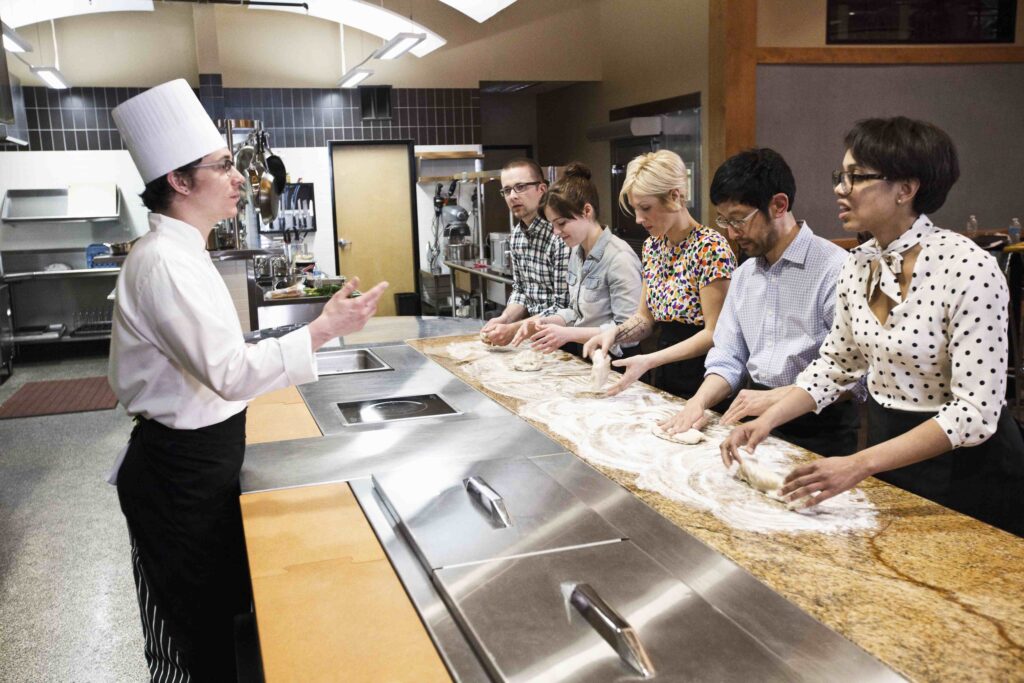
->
xmin=708 ymin=0 xmax=759 ymax=179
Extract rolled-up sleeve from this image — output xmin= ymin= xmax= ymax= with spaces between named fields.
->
xmin=933 ymin=260 xmax=1008 ymax=448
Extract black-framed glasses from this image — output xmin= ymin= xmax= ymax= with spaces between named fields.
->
xmin=498 ymin=181 xmax=542 ymax=198
xmin=832 ymin=170 xmax=888 ymax=196
xmin=715 ymin=207 xmax=759 ymax=232
xmin=193 ymin=158 xmax=236 ymax=174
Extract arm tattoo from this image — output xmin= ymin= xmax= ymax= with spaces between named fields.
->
xmin=614 ymin=315 xmax=652 ymax=345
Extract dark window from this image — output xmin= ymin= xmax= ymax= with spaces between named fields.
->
xmin=827 ymin=0 xmax=1017 ymax=44
xmin=359 ymin=85 xmax=392 ymax=121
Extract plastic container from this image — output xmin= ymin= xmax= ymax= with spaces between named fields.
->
xmin=1010 ymin=218 xmax=1022 ymax=244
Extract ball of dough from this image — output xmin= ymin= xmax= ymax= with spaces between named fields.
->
xmin=651 ymin=424 xmax=705 ymax=445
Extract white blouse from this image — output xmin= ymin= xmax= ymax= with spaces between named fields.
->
xmin=109 ymin=213 xmax=316 ymax=430
xmin=796 ymin=215 xmax=1008 ymax=449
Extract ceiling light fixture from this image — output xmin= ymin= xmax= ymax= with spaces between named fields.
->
xmin=2 ymin=21 xmax=32 ymax=53
xmin=338 ymin=67 xmax=373 ymax=89
xmin=31 ymin=66 xmax=70 ymax=89
xmin=372 ymin=32 xmax=425 ymax=60
xmin=439 ymin=0 xmax=517 ymax=23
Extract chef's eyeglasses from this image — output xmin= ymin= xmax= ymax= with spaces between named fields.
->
xmin=715 ymin=207 xmax=759 ymax=232
xmin=832 ymin=170 xmax=889 ymax=196
xmin=499 ymin=181 xmax=542 ymax=198
xmin=193 ymin=158 xmax=237 ymax=174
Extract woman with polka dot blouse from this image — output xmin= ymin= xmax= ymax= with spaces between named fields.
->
xmin=721 ymin=117 xmax=1023 ymax=535
xmin=583 ymin=150 xmax=735 ymax=398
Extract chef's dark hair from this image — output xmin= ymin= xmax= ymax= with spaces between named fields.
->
xmin=139 ymin=157 xmax=203 ymax=212
xmin=539 ymin=162 xmax=600 ymax=221
xmin=843 ymin=116 xmax=959 ymax=215
xmin=501 ymin=157 xmax=545 ymax=184
xmin=710 ymin=148 xmax=796 ymax=215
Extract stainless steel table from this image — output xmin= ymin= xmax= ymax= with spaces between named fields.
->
xmin=444 ymin=259 xmax=513 ymax=319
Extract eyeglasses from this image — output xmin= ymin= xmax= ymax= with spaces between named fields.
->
xmin=498 ymin=181 xmax=542 ymax=198
xmin=715 ymin=207 xmax=759 ymax=232
xmin=193 ymin=158 xmax=236 ymax=174
xmin=832 ymin=170 xmax=888 ymax=196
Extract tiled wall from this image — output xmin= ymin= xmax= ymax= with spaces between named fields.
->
xmin=1 ymin=74 xmax=481 ymax=152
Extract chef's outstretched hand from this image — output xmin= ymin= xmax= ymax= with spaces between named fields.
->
xmin=308 ymin=277 xmax=388 ymax=350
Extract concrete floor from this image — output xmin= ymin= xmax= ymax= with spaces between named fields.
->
xmin=0 ymin=346 xmax=149 ymax=682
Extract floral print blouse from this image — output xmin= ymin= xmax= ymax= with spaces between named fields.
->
xmin=642 ymin=225 xmax=735 ymax=325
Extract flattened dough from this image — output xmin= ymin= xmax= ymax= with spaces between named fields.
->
xmin=590 ymin=348 xmax=611 ymax=390
xmin=651 ymin=424 xmax=705 ymax=445
xmin=512 ymin=348 xmax=545 ymax=371
xmin=736 ymin=457 xmax=785 ymax=493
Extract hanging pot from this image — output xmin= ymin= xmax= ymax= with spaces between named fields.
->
xmin=263 ymin=132 xmax=287 ymax=195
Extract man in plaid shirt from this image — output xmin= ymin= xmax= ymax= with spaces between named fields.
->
xmin=481 ymin=159 xmax=570 ymax=345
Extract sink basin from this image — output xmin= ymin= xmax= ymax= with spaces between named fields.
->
xmin=315 ymin=348 xmax=392 ymax=376
xmin=336 ymin=393 xmax=460 ymax=425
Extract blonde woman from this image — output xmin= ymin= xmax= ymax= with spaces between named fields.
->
xmin=583 ymin=150 xmax=735 ymax=398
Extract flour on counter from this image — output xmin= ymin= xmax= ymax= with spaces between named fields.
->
xmin=636 ymin=441 xmax=878 ymax=534
xmin=427 ymin=339 xmax=878 ymax=533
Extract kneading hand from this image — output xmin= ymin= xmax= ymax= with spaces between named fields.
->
xmin=309 ymin=277 xmax=388 ymax=349
xmin=659 ymin=400 xmax=708 ymax=434
xmin=582 ymin=326 xmax=616 ymax=360
xmin=779 ymin=455 xmax=871 ymax=508
xmin=718 ymin=417 xmax=772 ymax=468
xmin=530 ymin=322 xmax=573 ymax=353
xmin=720 ymin=387 xmax=790 ymax=425
xmin=510 ymin=318 xmax=540 ymax=347
xmin=483 ymin=321 xmax=518 ymax=347
xmin=605 ymin=354 xmax=652 ymax=397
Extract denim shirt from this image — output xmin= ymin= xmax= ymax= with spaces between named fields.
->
xmin=542 ymin=227 xmax=642 ymax=331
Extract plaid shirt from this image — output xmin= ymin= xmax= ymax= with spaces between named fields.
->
xmin=507 ymin=215 xmax=570 ymax=314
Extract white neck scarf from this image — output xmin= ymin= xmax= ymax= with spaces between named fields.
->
xmin=856 ymin=215 xmax=937 ymax=305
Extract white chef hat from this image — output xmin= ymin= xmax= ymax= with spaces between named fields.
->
xmin=112 ymin=79 xmax=226 ymax=184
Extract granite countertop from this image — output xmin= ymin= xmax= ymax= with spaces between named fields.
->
xmin=407 ymin=334 xmax=1024 ymax=682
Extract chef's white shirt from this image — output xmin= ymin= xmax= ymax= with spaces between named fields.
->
xmin=109 ymin=213 xmax=317 ymax=430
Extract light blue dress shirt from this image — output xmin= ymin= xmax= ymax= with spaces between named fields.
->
xmin=704 ymin=223 xmax=848 ymax=392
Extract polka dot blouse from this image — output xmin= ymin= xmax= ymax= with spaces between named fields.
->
xmin=796 ymin=215 xmax=1008 ymax=449
xmin=642 ymin=225 xmax=735 ymax=326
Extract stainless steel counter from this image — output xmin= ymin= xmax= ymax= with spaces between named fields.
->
xmin=330 ymin=315 xmax=481 ymax=348
xmin=240 ymin=331 xmax=903 ymax=682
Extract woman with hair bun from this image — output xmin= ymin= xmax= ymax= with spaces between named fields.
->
xmin=512 ymin=162 xmax=642 ymax=357
xmin=584 ymin=150 xmax=735 ymax=398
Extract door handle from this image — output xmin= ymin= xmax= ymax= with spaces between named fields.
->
xmin=463 ymin=476 xmax=512 ymax=528
xmin=568 ymin=582 xmax=655 ymax=678
xmin=337 ymin=238 xmax=353 ymax=248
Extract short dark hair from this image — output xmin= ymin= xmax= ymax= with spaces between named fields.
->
xmin=843 ymin=116 xmax=959 ymax=215
xmin=710 ymin=148 xmax=796 ymax=215
xmin=501 ymin=157 xmax=544 ymax=184
xmin=539 ymin=162 xmax=600 ymax=221
xmin=139 ymin=157 xmax=203 ymax=212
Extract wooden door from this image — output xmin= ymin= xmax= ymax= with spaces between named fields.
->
xmin=330 ymin=141 xmax=418 ymax=317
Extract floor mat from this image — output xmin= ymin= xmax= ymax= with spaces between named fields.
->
xmin=0 ymin=376 xmax=118 ymax=419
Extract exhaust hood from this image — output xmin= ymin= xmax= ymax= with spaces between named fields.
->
xmin=586 ymin=115 xmax=694 ymax=142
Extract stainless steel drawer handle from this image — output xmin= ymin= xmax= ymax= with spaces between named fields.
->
xmin=569 ymin=582 xmax=656 ymax=678
xmin=463 ymin=476 xmax=512 ymax=528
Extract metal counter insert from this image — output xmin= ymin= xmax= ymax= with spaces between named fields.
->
xmin=336 ymin=393 xmax=459 ymax=425
xmin=315 ymin=348 xmax=392 ymax=376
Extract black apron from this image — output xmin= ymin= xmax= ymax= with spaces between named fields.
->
xmin=868 ymin=395 xmax=1024 ymax=536
xmin=752 ymin=382 xmax=860 ymax=456
xmin=117 ymin=409 xmax=251 ymax=682
xmin=655 ymin=321 xmax=710 ymax=399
